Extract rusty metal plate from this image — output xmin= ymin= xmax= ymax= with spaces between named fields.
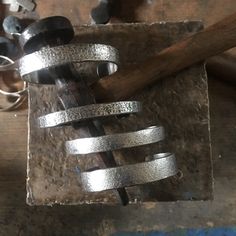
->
xmin=27 ymin=21 xmax=212 ymax=205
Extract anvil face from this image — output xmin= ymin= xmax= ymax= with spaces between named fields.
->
xmin=27 ymin=22 xmax=212 ymax=205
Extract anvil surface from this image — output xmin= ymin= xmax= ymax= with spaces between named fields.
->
xmin=27 ymin=22 xmax=212 ymax=205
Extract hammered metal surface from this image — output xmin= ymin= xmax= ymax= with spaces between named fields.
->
xmin=38 ymin=101 xmax=142 ymax=128
xmin=27 ymin=22 xmax=212 ymax=205
xmin=19 ymin=43 xmax=119 ymax=81
xmin=81 ymin=153 xmax=177 ymax=192
xmin=66 ymin=126 xmax=164 ymax=154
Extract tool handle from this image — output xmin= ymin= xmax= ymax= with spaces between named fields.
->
xmin=93 ymin=12 xmax=236 ymax=101
xmin=206 ymin=53 xmax=236 ymax=84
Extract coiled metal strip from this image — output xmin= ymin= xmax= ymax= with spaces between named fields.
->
xmin=81 ymin=153 xmax=177 ymax=192
xmin=66 ymin=126 xmax=164 ymax=154
xmin=38 ymin=101 xmax=142 ymax=128
xmin=18 ymin=43 xmax=119 ymax=80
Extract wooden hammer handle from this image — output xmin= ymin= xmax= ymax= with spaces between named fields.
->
xmin=92 ymin=12 xmax=236 ymax=102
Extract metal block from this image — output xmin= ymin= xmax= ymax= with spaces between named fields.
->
xmin=27 ymin=22 xmax=212 ymax=205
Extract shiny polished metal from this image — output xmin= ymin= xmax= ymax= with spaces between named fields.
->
xmin=38 ymin=101 xmax=142 ymax=128
xmin=18 ymin=43 xmax=119 ymax=82
xmin=66 ymin=126 xmax=165 ymax=154
xmin=81 ymin=153 xmax=177 ymax=192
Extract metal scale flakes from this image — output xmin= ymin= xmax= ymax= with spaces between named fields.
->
xmin=27 ymin=22 xmax=212 ymax=205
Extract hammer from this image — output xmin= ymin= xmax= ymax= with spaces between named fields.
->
xmin=92 ymin=12 xmax=236 ymax=102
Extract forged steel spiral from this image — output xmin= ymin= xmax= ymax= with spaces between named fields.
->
xmin=5 ymin=16 xmax=178 ymax=205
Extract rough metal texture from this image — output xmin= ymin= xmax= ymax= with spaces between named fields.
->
xmin=19 ymin=43 xmax=119 ymax=79
xmin=27 ymin=22 xmax=212 ymax=205
xmin=81 ymin=153 xmax=177 ymax=192
xmin=38 ymin=101 xmax=142 ymax=128
xmin=66 ymin=126 xmax=165 ymax=154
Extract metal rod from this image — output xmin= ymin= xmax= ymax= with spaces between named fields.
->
xmin=51 ymin=65 xmax=129 ymax=205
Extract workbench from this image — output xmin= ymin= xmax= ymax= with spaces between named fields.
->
xmin=0 ymin=1 xmax=236 ymax=235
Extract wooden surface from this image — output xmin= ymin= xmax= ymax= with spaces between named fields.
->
xmin=27 ymin=22 xmax=212 ymax=205
xmin=0 ymin=0 xmax=236 ymax=235
xmin=93 ymin=12 xmax=236 ymax=102
xmin=207 ymin=53 xmax=236 ymax=84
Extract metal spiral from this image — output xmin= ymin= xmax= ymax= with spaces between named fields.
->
xmin=15 ymin=16 xmax=177 ymax=203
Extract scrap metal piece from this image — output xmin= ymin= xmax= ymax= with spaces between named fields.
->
xmin=38 ymin=101 xmax=142 ymax=128
xmin=2 ymin=16 xmax=23 ymax=35
xmin=16 ymin=0 xmax=35 ymax=11
xmin=1 ymin=0 xmax=35 ymax=11
xmin=91 ymin=0 xmax=114 ymax=24
xmin=66 ymin=126 xmax=165 ymax=154
xmin=81 ymin=153 xmax=177 ymax=192
xmin=9 ymin=1 xmax=20 ymax=12
xmin=1 ymin=0 xmax=20 ymax=12
xmin=18 ymin=43 xmax=119 ymax=82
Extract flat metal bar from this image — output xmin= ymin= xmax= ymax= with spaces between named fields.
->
xmin=81 ymin=153 xmax=177 ymax=191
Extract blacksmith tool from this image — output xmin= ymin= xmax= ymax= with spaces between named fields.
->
xmin=91 ymin=12 xmax=236 ymax=101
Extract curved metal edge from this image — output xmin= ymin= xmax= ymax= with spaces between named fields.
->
xmin=0 ymin=55 xmax=16 ymax=72
xmin=81 ymin=153 xmax=177 ymax=192
xmin=0 ymin=81 xmax=28 ymax=97
xmin=0 ymin=55 xmax=28 ymax=111
xmin=18 ymin=43 xmax=120 ymax=82
xmin=0 ymin=93 xmax=27 ymax=112
xmin=66 ymin=126 xmax=165 ymax=154
xmin=19 ymin=16 xmax=74 ymax=51
xmin=38 ymin=101 xmax=142 ymax=128
xmin=0 ymin=56 xmax=26 ymax=97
